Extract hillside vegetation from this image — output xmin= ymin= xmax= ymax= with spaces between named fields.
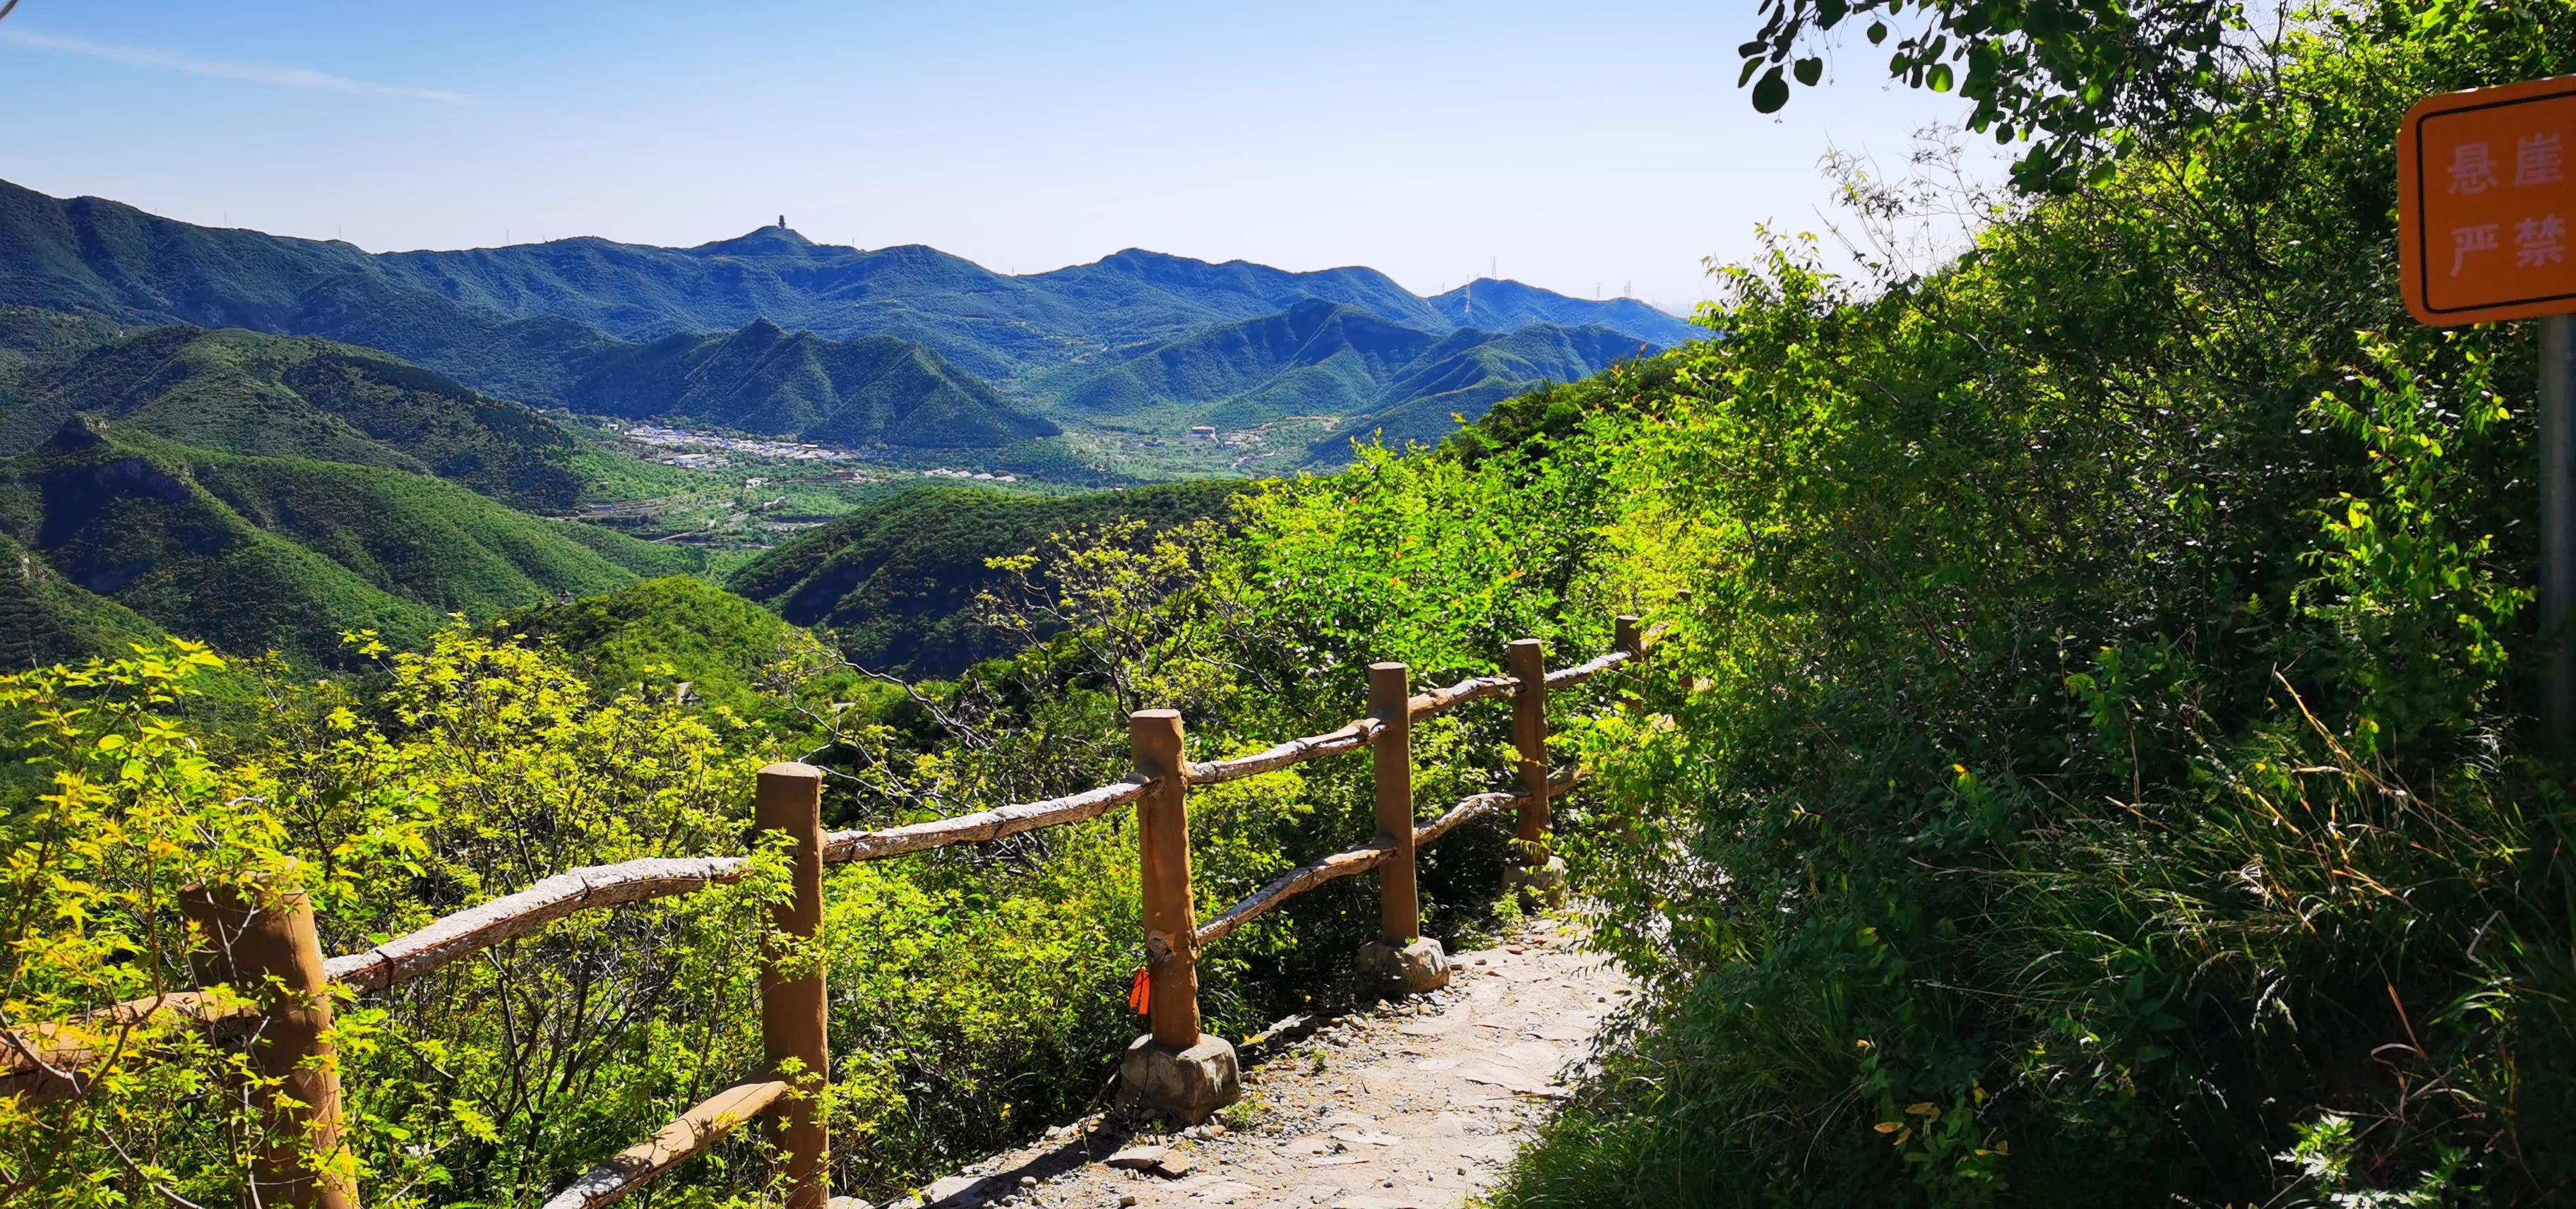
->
xmin=1034 ymin=297 xmax=1653 ymax=460
xmin=506 ymin=575 xmax=882 ymax=720
xmin=0 ymin=419 xmax=698 ymax=665
xmin=563 ymin=318 xmax=1060 ymax=447
xmin=0 ymin=530 xmax=164 ymax=670
xmin=729 ymin=479 xmax=1248 ymax=676
xmin=1489 ymin=8 xmax=2576 ymax=1206
xmin=0 ymin=386 xmax=1642 ymax=1202
xmin=0 ymin=307 xmax=594 ymax=510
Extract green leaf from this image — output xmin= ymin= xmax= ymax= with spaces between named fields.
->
xmin=1928 ymin=63 xmax=1955 ymax=93
xmin=1794 ymin=56 xmax=1823 ymax=86
xmin=1753 ymin=66 xmax=1790 ymax=114
xmin=1867 ymin=20 xmax=1889 ymax=44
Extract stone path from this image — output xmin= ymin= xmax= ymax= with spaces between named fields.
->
xmin=873 ymin=917 xmax=1628 ymax=1209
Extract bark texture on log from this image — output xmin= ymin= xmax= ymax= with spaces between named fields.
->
xmin=537 ymin=1078 xmax=789 ymax=1209
xmin=1371 ymin=662 xmax=1419 ymax=944
xmin=1412 ymin=792 xmax=1520 ymax=847
xmin=321 ymin=782 xmax=1158 ymax=997
xmin=1 ymin=990 xmax=255 ymax=1106
xmin=184 ymin=881 xmax=357 ymax=1209
xmin=1195 ymin=836 xmax=1395 ymax=951
xmin=1544 ymin=649 xmax=1633 ymax=689
xmin=1131 ymin=710 xmax=1203 ymax=1047
xmin=324 ymin=856 xmax=749 ymax=991
xmin=821 ymin=776 xmax=1148 ymax=864
xmin=1407 ymin=673 xmax=1518 ymax=720
xmin=1186 ymin=719 xmax=1381 ymax=785
xmin=756 ymin=763 xmax=830 ymax=1209
xmin=1187 ymin=674 xmax=1523 ymax=787
xmin=1193 ymin=769 xmax=1585 ymax=951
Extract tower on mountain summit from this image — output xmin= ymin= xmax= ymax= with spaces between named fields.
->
xmin=778 ymin=215 xmax=787 ymax=230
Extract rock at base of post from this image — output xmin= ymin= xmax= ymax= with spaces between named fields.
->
xmin=1118 ymin=1034 xmax=1241 ymax=1124
xmin=1505 ymin=857 xmax=1568 ymax=909
xmin=1356 ymin=937 xmax=1450 ymax=996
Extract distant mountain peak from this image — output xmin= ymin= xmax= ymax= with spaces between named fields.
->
xmin=690 ymin=225 xmax=818 ymax=256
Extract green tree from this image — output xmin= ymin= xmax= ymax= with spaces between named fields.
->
xmin=1734 ymin=0 xmax=2246 ymax=189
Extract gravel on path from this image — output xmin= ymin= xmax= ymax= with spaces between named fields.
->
xmin=849 ymin=917 xmax=1630 ymax=1209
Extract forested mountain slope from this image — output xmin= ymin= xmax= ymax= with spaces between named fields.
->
xmin=728 ymin=479 xmax=1246 ymax=675
xmin=1038 ymin=299 xmax=1444 ymax=418
xmin=1318 ymin=321 xmax=1653 ymax=458
xmin=0 ymin=529 xmax=164 ymax=671
xmin=0 ymin=186 xmax=1054 ymax=446
xmin=505 ymin=576 xmax=857 ymax=717
xmin=561 ymin=318 xmax=1059 ymax=446
xmin=0 ymin=308 xmax=593 ymax=510
xmin=1429 ymin=278 xmax=1683 ymax=343
xmin=1034 ymin=297 xmax=1654 ymax=454
xmin=369 ymin=233 xmax=1693 ymax=375
xmin=0 ymin=419 xmax=698 ymax=665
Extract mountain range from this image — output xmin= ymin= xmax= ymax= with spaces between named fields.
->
xmin=0 ymin=179 xmax=1690 ymax=458
xmin=561 ymin=318 xmax=1060 ymax=447
xmin=1037 ymin=299 xmax=1655 ymax=455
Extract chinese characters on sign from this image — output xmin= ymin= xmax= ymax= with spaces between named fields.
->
xmin=2443 ymin=135 xmax=2562 ymax=274
xmin=2401 ymin=76 xmax=2576 ymax=326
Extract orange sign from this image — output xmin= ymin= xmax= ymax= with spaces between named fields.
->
xmin=2400 ymin=75 xmax=2576 ymax=326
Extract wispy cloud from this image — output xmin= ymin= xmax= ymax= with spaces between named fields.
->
xmin=0 ymin=28 xmax=475 ymax=106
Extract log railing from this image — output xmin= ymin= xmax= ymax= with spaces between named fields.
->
xmin=3 ymin=613 xmax=1669 ymax=1209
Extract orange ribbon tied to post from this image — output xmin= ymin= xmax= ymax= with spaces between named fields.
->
xmin=1127 ymin=966 xmax=1151 ymax=1014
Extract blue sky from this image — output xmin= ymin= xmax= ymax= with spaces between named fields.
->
xmin=0 ymin=1 xmax=1994 ymax=311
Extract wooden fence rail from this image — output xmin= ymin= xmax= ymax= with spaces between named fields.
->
xmin=4 ymin=612 xmax=1672 ymax=1209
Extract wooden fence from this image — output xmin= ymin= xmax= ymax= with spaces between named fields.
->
xmin=1 ymin=617 xmax=1664 ymax=1209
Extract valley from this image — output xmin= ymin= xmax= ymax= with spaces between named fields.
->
xmin=561 ymin=419 xmax=1080 ymax=582
xmin=0 ymin=179 xmax=1683 ymax=480
xmin=0 ymin=182 xmax=1693 ymax=675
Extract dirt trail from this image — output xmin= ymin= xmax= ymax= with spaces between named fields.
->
xmin=867 ymin=916 xmax=1628 ymax=1209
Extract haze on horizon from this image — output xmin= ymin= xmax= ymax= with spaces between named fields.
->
xmin=0 ymin=0 xmax=1995 ymax=314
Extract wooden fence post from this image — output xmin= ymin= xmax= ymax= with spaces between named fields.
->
xmin=1616 ymin=614 xmax=1643 ymax=656
xmin=1121 ymin=709 xmax=1240 ymax=1121
xmin=181 ymin=879 xmax=359 ymax=1209
xmin=1356 ymin=662 xmax=1450 ymax=995
xmin=756 ymin=762 xmax=829 ymax=1209
xmin=1369 ymin=662 xmax=1419 ymax=943
xmin=1506 ymin=638 xmax=1567 ymax=905
xmin=1508 ymin=638 xmax=1550 ymax=865
xmin=1128 ymin=710 xmax=1202 ymax=1047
